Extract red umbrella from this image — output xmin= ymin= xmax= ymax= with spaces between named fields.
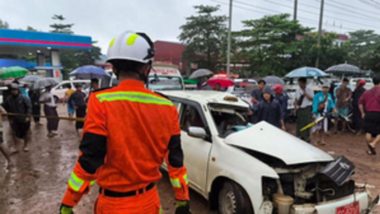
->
xmin=207 ymin=74 xmax=234 ymax=88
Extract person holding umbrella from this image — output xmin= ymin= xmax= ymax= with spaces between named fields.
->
xmin=3 ymin=83 xmax=32 ymax=152
xmin=69 ymin=84 xmax=87 ymax=134
xmin=189 ymin=68 xmax=213 ymax=90
xmin=39 ymin=86 xmax=59 ymax=137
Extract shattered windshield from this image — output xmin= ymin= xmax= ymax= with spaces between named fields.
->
xmin=209 ymin=104 xmax=251 ymax=138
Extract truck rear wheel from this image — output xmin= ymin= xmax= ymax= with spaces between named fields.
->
xmin=218 ymin=181 xmax=253 ymax=214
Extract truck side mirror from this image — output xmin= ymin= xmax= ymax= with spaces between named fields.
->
xmin=188 ymin=126 xmax=207 ymax=139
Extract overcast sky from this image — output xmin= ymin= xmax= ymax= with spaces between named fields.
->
xmin=1 ymin=0 xmax=380 ymax=54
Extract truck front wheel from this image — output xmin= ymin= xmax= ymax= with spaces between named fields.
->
xmin=218 ymin=181 xmax=253 ymax=214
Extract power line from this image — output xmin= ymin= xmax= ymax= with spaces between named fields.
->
xmin=359 ymin=0 xmax=380 ymax=9
xmin=236 ymin=0 xmax=380 ymax=30
xmin=211 ymin=0 xmax=279 ymax=16
xmin=270 ymin=0 xmax=380 ymax=22
xmin=211 ymin=0 xmax=275 ymax=15
xmin=210 ymin=0 xmax=359 ymax=32
xmin=297 ymin=1 xmax=380 ymax=23
xmin=338 ymin=0 xmax=380 ymax=12
xmin=326 ymin=0 xmax=380 ymax=20
xmin=262 ymin=0 xmax=380 ymax=28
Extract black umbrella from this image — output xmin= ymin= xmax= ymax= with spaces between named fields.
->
xmin=325 ymin=63 xmax=361 ymax=76
xmin=263 ymin=75 xmax=285 ymax=86
xmin=189 ymin=69 xmax=213 ymax=79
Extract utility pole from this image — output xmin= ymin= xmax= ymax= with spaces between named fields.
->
xmin=315 ymin=0 xmax=325 ymax=68
xmin=293 ymin=0 xmax=298 ymax=21
xmin=226 ymin=0 xmax=233 ymax=75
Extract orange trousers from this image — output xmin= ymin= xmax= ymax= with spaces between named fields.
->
xmin=95 ymin=187 xmax=161 ymax=214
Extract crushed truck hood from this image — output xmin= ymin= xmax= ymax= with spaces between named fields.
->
xmin=225 ymin=122 xmax=334 ymax=165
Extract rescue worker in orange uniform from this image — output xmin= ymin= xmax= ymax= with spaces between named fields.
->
xmin=59 ymin=31 xmax=191 ymax=214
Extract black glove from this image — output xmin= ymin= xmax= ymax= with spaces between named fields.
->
xmin=175 ymin=201 xmax=191 ymax=214
xmin=59 ymin=204 xmax=74 ymax=214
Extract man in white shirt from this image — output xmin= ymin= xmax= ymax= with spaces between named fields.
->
xmin=40 ymin=86 xmax=59 ymax=137
xmin=294 ymin=77 xmax=314 ymax=142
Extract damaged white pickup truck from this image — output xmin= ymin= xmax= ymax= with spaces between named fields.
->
xmin=162 ymin=90 xmax=379 ymax=214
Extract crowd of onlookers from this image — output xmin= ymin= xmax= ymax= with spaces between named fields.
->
xmin=0 ymin=78 xmax=100 ymax=169
xmin=247 ymin=74 xmax=380 ymax=156
xmin=1 ymin=73 xmax=380 ymax=169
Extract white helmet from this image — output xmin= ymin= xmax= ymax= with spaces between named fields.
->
xmin=106 ymin=31 xmax=155 ymax=64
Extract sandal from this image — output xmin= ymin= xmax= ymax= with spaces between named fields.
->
xmin=367 ymin=144 xmax=376 ymax=155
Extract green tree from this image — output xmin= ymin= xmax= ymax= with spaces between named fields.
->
xmin=49 ymin=14 xmax=74 ymax=34
xmin=26 ymin=26 xmax=38 ymax=31
xmin=179 ymin=5 xmax=227 ymax=71
xmin=236 ymin=14 xmax=312 ymax=76
xmin=60 ymin=45 xmax=102 ymax=77
xmin=0 ymin=19 xmax=9 ymax=29
xmin=296 ymin=32 xmax=348 ymax=70
xmin=48 ymin=15 xmax=101 ymax=78
xmin=344 ymin=30 xmax=380 ymax=72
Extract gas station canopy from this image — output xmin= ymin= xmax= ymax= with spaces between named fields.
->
xmin=0 ymin=29 xmax=93 ymax=80
xmin=0 ymin=29 xmax=92 ymax=55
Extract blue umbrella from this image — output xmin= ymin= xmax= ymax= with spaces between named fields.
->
xmin=70 ymin=65 xmax=110 ymax=79
xmin=285 ymin=67 xmax=329 ymax=78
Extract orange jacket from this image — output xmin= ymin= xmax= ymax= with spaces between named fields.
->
xmin=62 ymin=80 xmax=189 ymax=207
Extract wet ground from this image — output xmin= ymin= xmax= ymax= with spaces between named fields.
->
xmin=0 ymin=106 xmax=379 ymax=213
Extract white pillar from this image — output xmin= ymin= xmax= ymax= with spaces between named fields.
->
xmin=50 ymin=50 xmax=62 ymax=80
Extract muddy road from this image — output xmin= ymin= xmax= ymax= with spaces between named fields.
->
xmin=0 ymin=107 xmax=379 ymax=213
